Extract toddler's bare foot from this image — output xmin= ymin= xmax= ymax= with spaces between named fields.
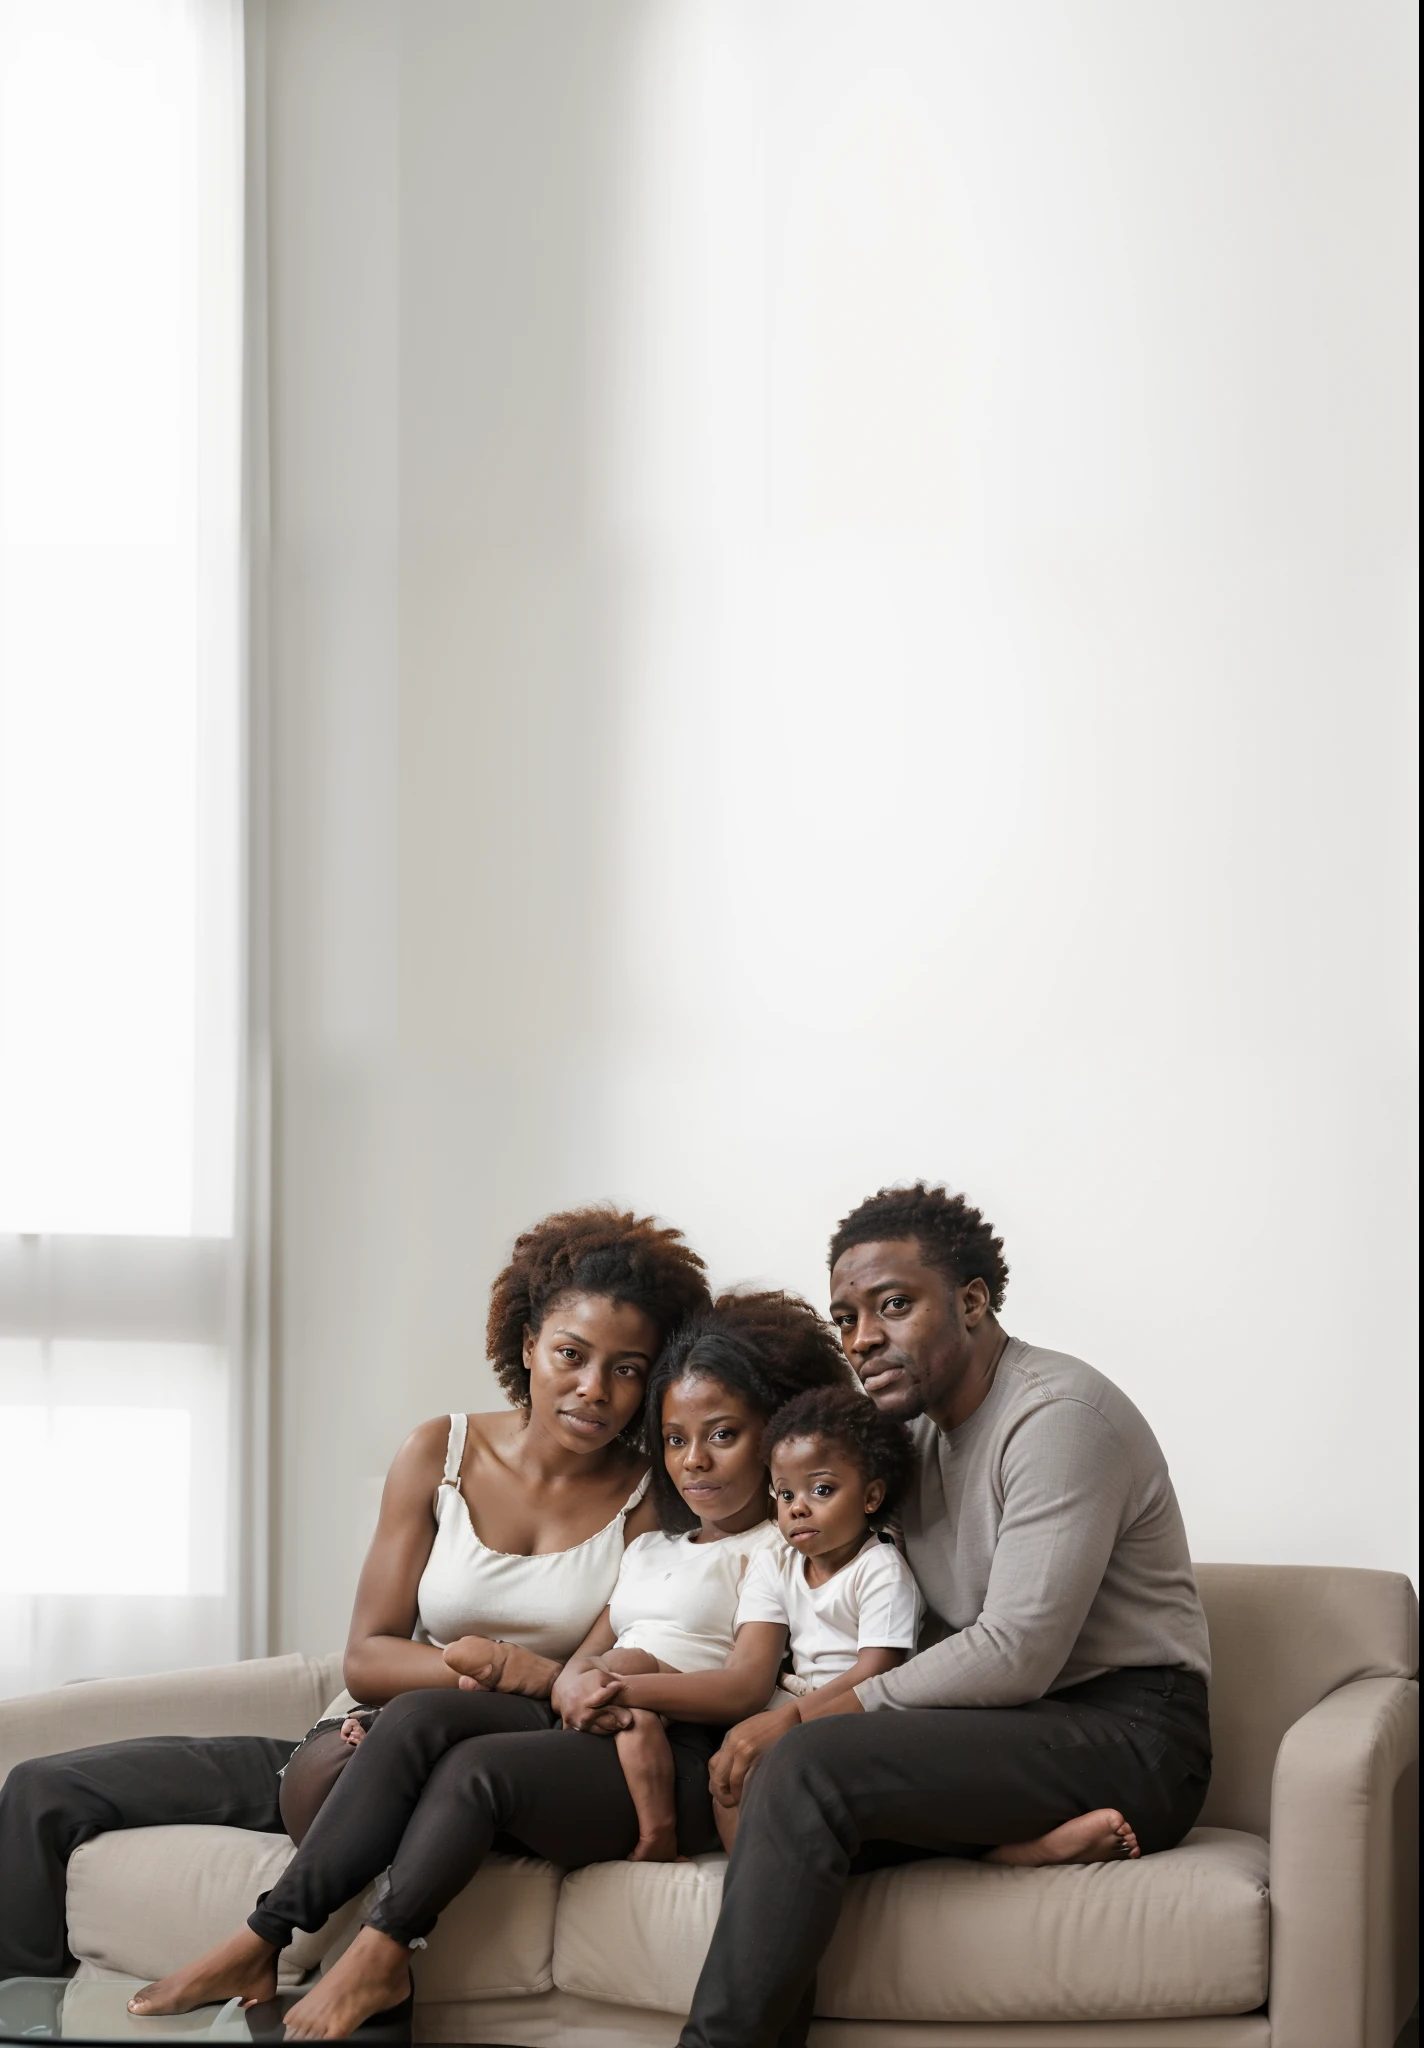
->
xmin=282 ymin=1927 xmax=411 ymax=2041
xmin=127 ymin=1929 xmax=278 ymax=2015
xmin=339 ymin=1716 xmax=366 ymax=1748
xmin=987 ymin=1808 xmax=1140 ymax=1867
xmin=627 ymin=1825 xmax=682 ymax=1863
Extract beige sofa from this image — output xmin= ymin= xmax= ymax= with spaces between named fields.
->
xmin=1 ymin=1564 xmax=1416 ymax=2048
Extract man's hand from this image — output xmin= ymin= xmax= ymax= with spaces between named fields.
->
xmin=443 ymin=1637 xmax=559 ymax=1699
xmin=709 ymin=1702 xmax=801 ymax=1807
xmin=553 ymin=1663 xmax=633 ymax=1733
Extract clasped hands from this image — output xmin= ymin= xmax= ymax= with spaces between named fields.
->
xmin=549 ymin=1662 xmax=636 ymax=1735
xmin=439 ymin=1642 xmax=808 ymax=1797
xmin=554 ymin=1671 xmax=805 ymax=1798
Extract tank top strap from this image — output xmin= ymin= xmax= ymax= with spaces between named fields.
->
xmin=439 ymin=1413 xmax=468 ymax=1489
xmin=621 ymin=1469 xmax=651 ymax=1516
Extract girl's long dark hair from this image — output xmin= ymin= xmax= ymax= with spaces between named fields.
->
xmin=645 ymin=1290 xmax=853 ymax=1533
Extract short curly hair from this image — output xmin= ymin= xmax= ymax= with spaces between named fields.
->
xmin=646 ymin=1292 xmax=854 ymax=1533
xmin=486 ymin=1206 xmax=710 ymax=1410
xmin=761 ymin=1384 xmax=914 ymax=1527
xmin=828 ymin=1182 xmax=1009 ymax=1312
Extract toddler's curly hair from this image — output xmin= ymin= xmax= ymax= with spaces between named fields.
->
xmin=761 ymin=1384 xmax=914 ymax=1527
xmin=646 ymin=1292 xmax=852 ymax=1531
xmin=486 ymin=1206 xmax=710 ymax=1410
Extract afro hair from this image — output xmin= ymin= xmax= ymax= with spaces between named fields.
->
xmin=486 ymin=1206 xmax=710 ymax=1411
xmin=829 ymin=1182 xmax=1009 ymax=1312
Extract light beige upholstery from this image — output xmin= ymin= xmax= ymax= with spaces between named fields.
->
xmin=63 ymin=1825 xmax=560 ymax=2002
xmin=1194 ymin=1564 xmax=1417 ymax=1836
xmin=410 ymin=1852 xmax=561 ymax=2002
xmin=66 ymin=1828 xmax=358 ymax=1988
xmin=0 ymin=1651 xmax=344 ymax=1785
xmin=1268 ymin=1676 xmax=1419 ymax=2048
xmin=415 ymin=1994 xmax=1275 ymax=2047
xmin=553 ymin=1830 xmax=1269 ymax=2023
xmin=0 ymin=1565 xmax=1414 ymax=2047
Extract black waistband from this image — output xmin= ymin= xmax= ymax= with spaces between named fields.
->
xmin=1055 ymin=1664 xmax=1206 ymax=1702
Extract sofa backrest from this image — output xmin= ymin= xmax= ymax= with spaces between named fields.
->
xmin=0 ymin=1650 xmax=346 ymax=1787
xmin=1195 ymin=1562 xmax=1418 ymax=1837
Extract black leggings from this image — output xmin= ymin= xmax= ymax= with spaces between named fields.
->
xmin=247 ymin=1688 xmax=722 ymax=1950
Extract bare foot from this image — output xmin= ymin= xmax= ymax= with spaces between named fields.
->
xmin=339 ymin=1716 xmax=366 ymax=1748
xmin=627 ymin=1826 xmax=682 ymax=1863
xmin=986 ymin=1808 xmax=1140 ymax=1868
xmin=282 ymin=1926 xmax=411 ymax=2041
xmin=127 ymin=1929 xmax=278 ymax=2016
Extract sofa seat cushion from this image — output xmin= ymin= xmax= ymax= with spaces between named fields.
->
xmin=66 ymin=1827 xmax=559 ymax=2001
xmin=552 ymin=1827 xmax=1269 ymax=2024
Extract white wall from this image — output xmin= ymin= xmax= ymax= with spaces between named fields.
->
xmin=262 ymin=0 xmax=1417 ymax=1658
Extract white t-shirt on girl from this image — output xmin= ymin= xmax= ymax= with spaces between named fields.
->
xmin=735 ymin=1534 xmax=922 ymax=1690
xmin=608 ymin=1520 xmax=782 ymax=1674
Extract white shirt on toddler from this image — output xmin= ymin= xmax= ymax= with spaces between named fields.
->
xmin=734 ymin=1533 xmax=922 ymax=1691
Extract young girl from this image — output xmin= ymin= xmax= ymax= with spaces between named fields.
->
xmin=712 ymin=1383 xmax=923 ymax=1845
xmin=551 ymin=1293 xmax=855 ymax=1860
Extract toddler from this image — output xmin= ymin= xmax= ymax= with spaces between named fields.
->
xmin=716 ymin=1385 xmax=923 ymax=1844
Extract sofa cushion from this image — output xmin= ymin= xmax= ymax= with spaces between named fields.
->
xmin=552 ymin=1827 xmax=1269 ymax=2023
xmin=408 ymin=1852 xmax=561 ymax=2002
xmin=67 ymin=1827 xmax=357 ymax=1988
xmin=66 ymin=1826 xmax=560 ymax=2001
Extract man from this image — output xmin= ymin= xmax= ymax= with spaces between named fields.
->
xmin=679 ymin=1182 xmax=1211 ymax=2048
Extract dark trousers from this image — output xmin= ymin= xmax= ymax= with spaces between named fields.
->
xmin=679 ymin=1666 xmax=1212 ymax=2048
xmin=248 ymin=1687 xmax=722 ymax=1949
xmin=0 ymin=1734 xmax=297 ymax=1977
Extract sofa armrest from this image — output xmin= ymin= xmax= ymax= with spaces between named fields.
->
xmin=1268 ymin=1673 xmax=1419 ymax=2048
xmin=0 ymin=1652 xmax=345 ymax=1786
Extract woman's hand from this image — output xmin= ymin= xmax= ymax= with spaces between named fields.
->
xmin=553 ymin=1663 xmax=634 ymax=1733
xmin=709 ymin=1701 xmax=801 ymax=1807
xmin=443 ymin=1637 xmax=560 ymax=1699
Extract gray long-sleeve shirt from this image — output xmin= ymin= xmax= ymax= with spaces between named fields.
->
xmin=855 ymin=1336 xmax=1210 ymax=1712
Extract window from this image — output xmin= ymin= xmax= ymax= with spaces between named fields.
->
xmin=0 ymin=0 xmax=251 ymax=1694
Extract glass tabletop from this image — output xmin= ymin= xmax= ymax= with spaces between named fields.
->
xmin=0 ymin=1981 xmax=410 ymax=2046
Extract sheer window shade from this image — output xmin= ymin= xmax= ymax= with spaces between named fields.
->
xmin=0 ymin=0 xmax=254 ymax=1694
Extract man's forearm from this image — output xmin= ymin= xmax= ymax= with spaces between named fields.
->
xmin=853 ymin=1623 xmax=1060 ymax=1711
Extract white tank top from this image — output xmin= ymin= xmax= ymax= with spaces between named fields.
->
xmin=321 ymin=1413 xmax=649 ymax=1718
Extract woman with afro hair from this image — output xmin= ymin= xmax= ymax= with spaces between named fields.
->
xmin=89 ymin=1205 xmax=699 ymax=2021
xmin=124 ymin=1250 xmax=852 ymax=2040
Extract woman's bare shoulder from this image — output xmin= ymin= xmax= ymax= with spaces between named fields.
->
xmin=381 ymin=1414 xmax=459 ymax=1495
